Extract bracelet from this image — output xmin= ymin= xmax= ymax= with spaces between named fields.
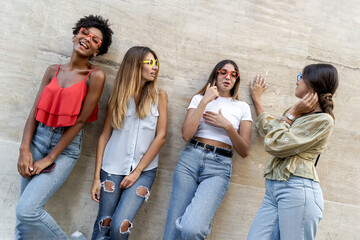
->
xmin=280 ymin=118 xmax=292 ymax=125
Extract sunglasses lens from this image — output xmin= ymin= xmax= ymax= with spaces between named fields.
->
xmin=231 ymin=72 xmax=239 ymax=79
xmin=297 ymin=73 xmax=302 ymax=82
xmin=219 ymin=69 xmax=227 ymax=76
xmin=80 ymin=28 xmax=89 ymax=36
xmin=92 ymin=37 xmax=100 ymax=45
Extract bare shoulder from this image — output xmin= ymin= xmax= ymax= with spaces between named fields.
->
xmin=158 ymin=88 xmax=168 ymax=101
xmin=88 ymin=68 xmax=106 ymax=88
xmin=45 ymin=64 xmax=59 ymax=76
xmin=90 ymin=68 xmax=106 ymax=81
xmin=158 ymin=89 xmax=168 ymax=111
xmin=47 ymin=64 xmax=59 ymax=71
xmin=41 ymin=64 xmax=59 ymax=84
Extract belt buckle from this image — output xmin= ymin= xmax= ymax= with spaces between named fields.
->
xmin=203 ymin=143 xmax=210 ymax=151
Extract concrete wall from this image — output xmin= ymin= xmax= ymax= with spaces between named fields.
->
xmin=1 ymin=0 xmax=359 ymax=239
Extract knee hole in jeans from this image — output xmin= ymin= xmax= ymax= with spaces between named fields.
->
xmin=120 ymin=219 xmax=133 ymax=234
xmin=99 ymin=217 xmax=112 ymax=229
xmin=136 ymin=186 xmax=150 ymax=202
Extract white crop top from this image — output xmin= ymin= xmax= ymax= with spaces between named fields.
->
xmin=188 ymin=94 xmax=252 ymax=146
xmin=102 ymin=98 xmax=159 ymax=175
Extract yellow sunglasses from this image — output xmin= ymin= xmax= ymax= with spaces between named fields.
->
xmin=142 ymin=59 xmax=159 ymax=67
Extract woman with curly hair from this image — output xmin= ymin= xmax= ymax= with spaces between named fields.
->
xmin=15 ymin=15 xmax=113 ymax=239
xmin=247 ymin=64 xmax=339 ymax=240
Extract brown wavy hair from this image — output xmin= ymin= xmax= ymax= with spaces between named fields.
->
xmin=302 ymin=63 xmax=339 ymax=120
xmin=109 ymin=46 xmax=159 ymax=129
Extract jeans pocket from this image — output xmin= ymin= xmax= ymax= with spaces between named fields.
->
xmin=62 ymin=132 xmax=82 ymax=158
xmin=214 ymin=153 xmax=232 ymax=165
xmin=213 ymin=154 xmax=232 ymax=177
xmin=311 ymin=181 xmax=324 ymax=212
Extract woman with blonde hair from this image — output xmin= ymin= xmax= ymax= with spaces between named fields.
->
xmin=91 ymin=46 xmax=167 ymax=240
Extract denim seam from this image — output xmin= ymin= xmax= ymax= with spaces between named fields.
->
xmin=38 ymin=209 xmax=61 ymax=236
xmin=301 ymin=178 xmax=306 ymax=240
xmin=46 ymin=131 xmax=54 ymax=148
xmin=311 ymin=181 xmax=323 ymax=212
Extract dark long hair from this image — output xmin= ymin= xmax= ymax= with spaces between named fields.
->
xmin=302 ymin=64 xmax=339 ymax=120
xmin=196 ymin=60 xmax=241 ymax=100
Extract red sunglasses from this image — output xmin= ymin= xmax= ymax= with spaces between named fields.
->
xmin=78 ymin=27 xmax=102 ymax=48
xmin=217 ymin=68 xmax=239 ymax=80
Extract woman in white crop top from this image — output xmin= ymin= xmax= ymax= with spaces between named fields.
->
xmin=164 ymin=60 xmax=252 ymax=239
xmin=90 ymin=46 xmax=167 ymax=240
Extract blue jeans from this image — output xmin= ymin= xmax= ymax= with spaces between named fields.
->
xmin=91 ymin=168 xmax=157 ymax=240
xmin=163 ymin=143 xmax=232 ymax=240
xmin=15 ymin=123 xmax=83 ymax=240
xmin=247 ymin=175 xmax=324 ymax=240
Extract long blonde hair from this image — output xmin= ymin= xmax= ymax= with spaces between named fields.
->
xmin=109 ymin=46 xmax=159 ymax=129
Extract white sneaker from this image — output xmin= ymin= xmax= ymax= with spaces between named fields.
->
xmin=70 ymin=231 xmax=87 ymax=240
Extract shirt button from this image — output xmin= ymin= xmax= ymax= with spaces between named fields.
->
xmin=305 ymin=131 xmax=309 ymax=135
xmin=299 ymin=164 xmax=303 ymax=169
xmin=284 ymin=138 xmax=289 ymax=142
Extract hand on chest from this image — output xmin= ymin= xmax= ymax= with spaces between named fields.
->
xmin=203 ymin=100 xmax=241 ymax=128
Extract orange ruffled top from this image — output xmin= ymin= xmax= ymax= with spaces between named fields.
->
xmin=35 ymin=65 xmax=99 ymax=127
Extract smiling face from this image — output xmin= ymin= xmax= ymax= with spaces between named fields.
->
xmin=215 ymin=63 xmax=237 ymax=97
xmin=74 ymin=27 xmax=103 ymax=57
xmin=141 ymin=52 xmax=158 ymax=83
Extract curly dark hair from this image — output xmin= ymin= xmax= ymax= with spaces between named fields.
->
xmin=72 ymin=15 xmax=113 ymax=56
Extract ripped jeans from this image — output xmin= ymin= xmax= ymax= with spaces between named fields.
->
xmin=91 ymin=168 xmax=157 ymax=240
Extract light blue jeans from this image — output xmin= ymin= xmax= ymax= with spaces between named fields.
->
xmin=15 ymin=123 xmax=83 ymax=240
xmin=164 ymin=143 xmax=232 ymax=240
xmin=91 ymin=168 xmax=157 ymax=240
xmin=247 ymin=175 xmax=324 ymax=240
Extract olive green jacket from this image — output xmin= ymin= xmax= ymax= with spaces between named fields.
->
xmin=255 ymin=111 xmax=334 ymax=182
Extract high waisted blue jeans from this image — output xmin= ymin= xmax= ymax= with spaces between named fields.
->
xmin=164 ymin=143 xmax=232 ymax=240
xmin=91 ymin=168 xmax=157 ymax=240
xmin=15 ymin=123 xmax=83 ymax=240
xmin=247 ymin=175 xmax=324 ymax=240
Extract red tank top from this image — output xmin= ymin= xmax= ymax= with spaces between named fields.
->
xmin=35 ymin=65 xmax=99 ymax=127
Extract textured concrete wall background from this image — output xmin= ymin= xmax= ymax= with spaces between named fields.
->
xmin=1 ymin=0 xmax=359 ymax=239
